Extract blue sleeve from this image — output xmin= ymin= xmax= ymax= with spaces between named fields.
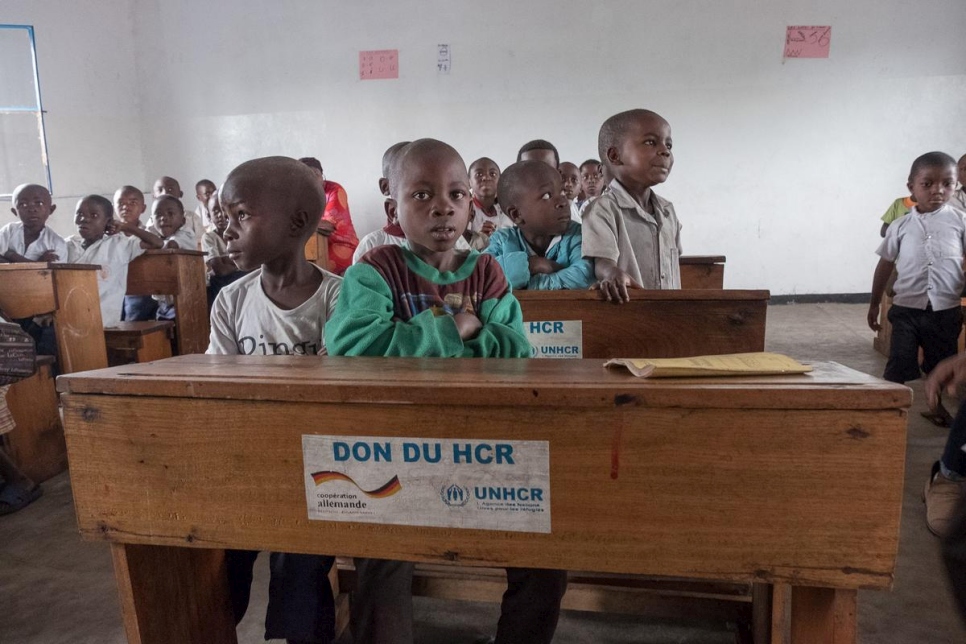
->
xmin=527 ymin=235 xmax=596 ymax=290
xmin=484 ymin=231 xmax=531 ymax=289
xmin=324 ymin=263 xmax=466 ymax=357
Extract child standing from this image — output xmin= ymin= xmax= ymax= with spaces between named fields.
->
xmin=467 ymin=157 xmax=512 ymax=241
xmin=879 ymin=195 xmax=915 ymax=238
xmin=65 ymin=195 xmax=163 ymax=326
xmin=868 ymin=152 xmax=966 ymax=535
xmin=0 ymin=184 xmax=66 ymax=263
xmin=557 ymin=161 xmax=582 ymax=221
xmin=486 ymin=160 xmax=594 ymax=290
xmin=297 ymin=157 xmax=360 ymax=276
xmin=578 ymin=159 xmax=603 ymax=216
xmin=150 ymin=196 xmax=198 ymax=321
xmin=209 ymin=157 xmax=342 ymax=644
xmin=195 ymin=178 xmax=217 ymax=228
xmin=326 ymin=139 xmax=566 ymax=644
xmin=582 ymin=109 xmax=682 ymax=302
xmin=113 ymin=186 xmax=160 ymax=321
xmin=953 ymin=154 xmax=966 ymax=213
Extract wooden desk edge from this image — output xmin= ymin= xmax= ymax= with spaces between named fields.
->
xmin=679 ymin=255 xmax=727 ymax=265
xmin=515 ymin=289 xmax=769 ymax=302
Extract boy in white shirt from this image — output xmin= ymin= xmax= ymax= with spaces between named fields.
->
xmin=209 ymin=157 xmax=341 ymax=643
xmin=202 ymin=191 xmax=247 ymax=306
xmin=151 ymin=176 xmax=206 ymax=247
xmin=151 ymin=196 xmax=198 ymax=320
xmin=65 ymin=195 xmax=163 ymax=327
xmin=195 ymin=179 xmax=217 ymax=228
xmin=0 ymin=183 xmax=67 ymax=263
xmin=558 ymin=161 xmax=583 ymax=222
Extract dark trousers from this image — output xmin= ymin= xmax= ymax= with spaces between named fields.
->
xmin=351 ymin=558 xmax=567 ymax=644
xmin=122 ymin=295 xmax=158 ymax=322
xmin=943 ymin=403 xmax=966 ymax=477
xmin=226 ymin=549 xmax=336 ymax=643
xmin=884 ymin=304 xmax=963 ymax=383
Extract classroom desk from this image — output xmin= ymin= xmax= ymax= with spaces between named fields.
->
xmin=680 ymin=255 xmax=726 ymax=289
xmin=303 ymin=231 xmax=331 ymax=271
xmin=517 ymin=289 xmax=769 ymax=359
xmin=0 ymin=263 xmax=107 ymax=373
xmin=59 ymin=356 xmax=908 ymax=644
xmin=126 ymin=250 xmax=209 ymax=355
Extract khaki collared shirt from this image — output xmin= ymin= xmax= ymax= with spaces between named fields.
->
xmin=581 ymin=179 xmax=682 ymax=289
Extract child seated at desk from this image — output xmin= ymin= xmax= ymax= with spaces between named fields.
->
xmin=578 ymin=158 xmax=603 ymax=216
xmin=65 ymin=195 xmax=163 ymax=327
xmin=467 ymin=157 xmax=512 ymax=246
xmin=150 ymin=196 xmax=198 ymax=321
xmin=326 ymin=139 xmax=566 ymax=644
xmin=485 ymin=160 xmax=594 ymax=290
xmin=209 ymin=156 xmax=342 ymax=644
xmin=558 ymin=161 xmax=582 ymax=221
xmin=114 ymin=186 xmax=159 ymax=321
xmin=195 ymin=178 xmax=217 ymax=228
xmin=202 ymin=190 xmax=247 ymax=307
xmin=354 ymin=142 xmax=474 ymax=262
xmin=582 ymin=109 xmax=682 ymax=302
xmin=869 ymin=151 xmax=965 ymax=535
xmin=0 ymin=183 xmax=66 ymax=263
xmin=151 ymin=175 xmax=206 ymax=247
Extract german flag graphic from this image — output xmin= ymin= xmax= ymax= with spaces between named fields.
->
xmin=311 ymin=471 xmax=402 ymax=498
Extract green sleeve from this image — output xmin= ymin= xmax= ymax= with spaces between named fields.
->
xmin=324 ymin=264 xmax=465 ymax=357
xmin=461 ymin=291 xmax=532 ymax=358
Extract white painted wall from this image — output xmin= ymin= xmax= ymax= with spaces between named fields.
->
xmin=7 ymin=0 xmax=966 ymax=294
xmin=1 ymin=1 xmax=145 ymax=239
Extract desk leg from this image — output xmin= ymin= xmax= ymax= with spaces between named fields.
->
xmin=789 ymin=586 xmax=856 ymax=644
xmin=111 ymin=543 xmax=237 ymax=644
xmin=172 ymin=259 xmax=210 ymax=355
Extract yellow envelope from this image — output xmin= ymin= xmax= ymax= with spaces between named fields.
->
xmin=604 ymin=352 xmax=813 ymax=378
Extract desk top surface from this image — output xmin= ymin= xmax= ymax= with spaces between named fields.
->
xmin=57 ymin=355 xmax=910 ymax=410
xmin=515 ymin=288 xmax=768 ymax=302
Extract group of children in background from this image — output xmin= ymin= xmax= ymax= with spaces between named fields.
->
xmin=4 ymin=106 xmax=966 ymax=642
xmin=869 ymin=152 xmax=966 ymax=540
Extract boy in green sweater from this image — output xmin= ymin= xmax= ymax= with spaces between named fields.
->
xmin=325 ymin=139 xmax=566 ymax=644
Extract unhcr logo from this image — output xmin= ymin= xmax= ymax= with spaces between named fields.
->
xmin=440 ymin=483 xmax=470 ymax=507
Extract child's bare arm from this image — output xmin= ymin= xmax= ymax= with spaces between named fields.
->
xmin=454 ymin=312 xmax=482 ymax=340
xmin=208 ymin=256 xmax=239 ymax=276
xmin=867 ymin=257 xmax=895 ymax=331
xmin=115 ymin=221 xmax=164 ymax=249
xmin=1 ymin=250 xmax=32 ymax=262
xmin=528 ymin=256 xmax=564 ymax=275
xmin=593 ymin=258 xmax=641 ymax=304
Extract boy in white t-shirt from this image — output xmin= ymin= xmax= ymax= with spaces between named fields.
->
xmin=209 ymin=156 xmax=341 ymax=644
xmin=65 ymin=195 xmax=164 ymax=327
xmin=0 ymin=183 xmax=67 ymax=263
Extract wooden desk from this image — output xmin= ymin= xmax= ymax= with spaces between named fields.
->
xmin=680 ymin=255 xmax=726 ymax=289
xmin=304 ymin=231 xmax=331 ymax=271
xmin=104 ymin=321 xmax=175 ymax=366
xmin=517 ymin=289 xmax=769 ymax=359
xmin=126 ymin=250 xmax=208 ymax=355
xmin=0 ymin=263 xmax=107 ymax=373
xmin=59 ymin=356 xmax=908 ymax=644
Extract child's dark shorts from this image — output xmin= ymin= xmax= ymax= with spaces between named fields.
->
xmin=884 ymin=303 xmax=963 ymax=383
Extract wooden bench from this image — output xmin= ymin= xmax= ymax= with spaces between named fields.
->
xmin=0 ymin=263 xmax=107 ymax=481
xmin=126 ymin=250 xmax=209 ymax=355
xmin=59 ymin=356 xmax=909 ymax=644
xmin=680 ymin=255 xmax=726 ymax=289
xmin=517 ymin=289 xmax=769 ymax=359
xmin=304 ymin=231 xmax=331 ymax=271
xmin=105 ymin=321 xmax=175 ymax=366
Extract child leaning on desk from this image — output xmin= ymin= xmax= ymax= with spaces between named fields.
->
xmin=206 ymin=156 xmax=342 ymax=644
xmin=325 ymin=139 xmax=567 ymax=644
xmin=582 ymin=108 xmax=683 ymax=302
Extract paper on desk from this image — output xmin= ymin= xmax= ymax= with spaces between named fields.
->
xmin=604 ymin=352 xmax=812 ymax=378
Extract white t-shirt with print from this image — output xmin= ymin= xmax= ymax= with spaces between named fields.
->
xmin=207 ymin=264 xmax=342 ymax=356
xmin=0 ymin=222 xmax=68 ymax=262
xmin=66 ymin=233 xmax=146 ymax=327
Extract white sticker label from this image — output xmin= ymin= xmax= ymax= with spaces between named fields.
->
xmin=303 ymin=435 xmax=551 ymax=533
xmin=525 ymin=320 xmax=583 ymax=359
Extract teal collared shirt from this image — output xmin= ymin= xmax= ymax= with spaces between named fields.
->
xmin=484 ymin=221 xmax=595 ymax=290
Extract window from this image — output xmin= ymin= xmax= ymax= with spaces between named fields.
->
xmin=0 ymin=25 xmax=51 ymax=198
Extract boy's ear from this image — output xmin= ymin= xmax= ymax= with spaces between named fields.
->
xmin=907 ymin=182 xmax=915 ymax=199
xmin=384 ymin=198 xmax=398 ymax=223
xmin=606 ymin=146 xmax=621 ymax=167
xmin=505 ymin=204 xmax=523 ymax=225
xmin=10 ymin=208 xmax=17 ymax=218
xmin=378 ymin=178 xmax=390 ymax=197
xmin=49 ymin=203 xmax=57 ymax=215
xmin=290 ymin=208 xmax=312 ymax=235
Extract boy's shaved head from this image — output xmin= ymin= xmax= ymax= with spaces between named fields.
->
xmin=153 ymin=194 xmax=185 ymax=213
xmin=11 ymin=183 xmax=50 ymax=202
xmin=222 ymin=156 xmax=326 ymax=235
xmin=517 ymin=140 xmax=560 ymax=166
xmin=387 ymin=139 xmax=467 ymax=198
xmin=382 ymin=141 xmax=411 ymax=177
xmin=469 ymin=157 xmax=498 ymax=174
xmin=598 ymin=109 xmax=667 ymax=164
xmin=497 ymin=160 xmax=558 ymax=211
xmin=909 ymin=151 xmax=956 ymax=182
xmin=196 ymin=179 xmax=216 ymax=191
xmin=116 ymin=185 xmax=143 ymax=198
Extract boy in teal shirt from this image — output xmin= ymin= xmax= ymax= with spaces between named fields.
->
xmin=485 ymin=160 xmax=595 ymax=290
xmin=325 ymin=139 xmax=565 ymax=644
